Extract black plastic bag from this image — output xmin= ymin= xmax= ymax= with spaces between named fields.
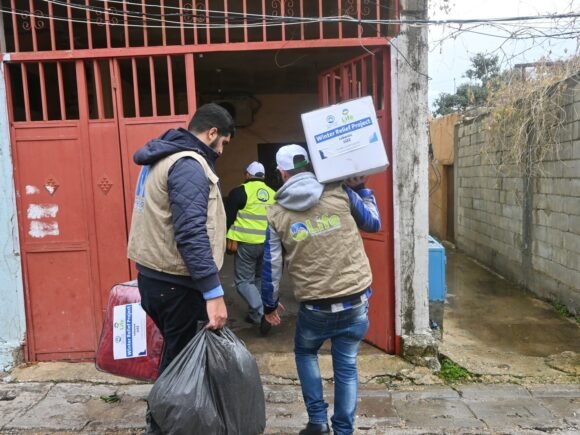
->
xmin=148 ymin=326 xmax=266 ymax=435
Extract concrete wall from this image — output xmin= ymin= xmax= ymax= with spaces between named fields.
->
xmin=0 ymin=62 xmax=26 ymax=371
xmin=429 ymin=113 xmax=460 ymax=241
xmin=392 ymin=0 xmax=438 ymax=367
xmin=455 ymin=78 xmax=580 ymax=314
xmin=216 ymin=93 xmax=318 ymax=193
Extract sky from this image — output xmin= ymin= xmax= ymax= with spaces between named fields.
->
xmin=428 ymin=0 xmax=579 ymax=109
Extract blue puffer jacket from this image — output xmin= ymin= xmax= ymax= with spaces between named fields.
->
xmin=133 ymin=127 xmax=224 ymax=299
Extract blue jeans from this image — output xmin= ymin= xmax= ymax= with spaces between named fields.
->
xmin=294 ymin=302 xmax=369 ymax=435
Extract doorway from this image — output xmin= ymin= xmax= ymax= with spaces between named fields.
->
xmin=196 ymin=47 xmax=396 ymax=353
xmin=446 ymin=165 xmax=455 ymax=243
xmin=257 ymin=142 xmax=308 ymax=191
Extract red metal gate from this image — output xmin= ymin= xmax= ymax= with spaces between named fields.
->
xmin=6 ymin=54 xmax=196 ymax=361
xmin=7 ymin=60 xmax=111 ymax=360
xmin=318 ymin=47 xmax=396 ymax=353
xmin=111 ymin=55 xmax=194 ymax=250
xmin=3 ymin=1 xmax=398 ymax=58
xmin=3 ymin=0 xmax=399 ymax=362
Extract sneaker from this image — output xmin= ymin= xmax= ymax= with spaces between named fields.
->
xmin=259 ymin=315 xmax=272 ymax=336
xmin=298 ymin=422 xmax=330 ymax=435
xmin=244 ymin=314 xmax=257 ymax=325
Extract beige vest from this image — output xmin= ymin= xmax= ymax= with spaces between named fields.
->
xmin=268 ymin=183 xmax=372 ymax=302
xmin=128 ymin=151 xmax=226 ymax=275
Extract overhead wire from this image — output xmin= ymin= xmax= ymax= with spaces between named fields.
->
xmin=45 ymin=0 xmax=309 ymax=25
xmin=0 ymin=5 xmax=313 ymax=30
xmin=446 ymin=26 xmax=580 ymax=40
xmin=3 ymin=1 xmax=578 ymax=66
xmin=15 ymin=1 xmax=580 ymax=28
xmin=5 ymin=4 xmax=577 ymax=35
xmin=429 ymin=18 xmax=580 ymax=54
xmin=87 ymin=0 xmax=320 ymax=23
xmin=49 ymin=0 xmax=580 ymax=24
xmin=7 ymin=1 xmax=575 ymax=81
xmin=59 ymin=0 xmax=323 ymax=28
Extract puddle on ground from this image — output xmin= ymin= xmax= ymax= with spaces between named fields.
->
xmin=445 ymin=250 xmax=580 ymax=358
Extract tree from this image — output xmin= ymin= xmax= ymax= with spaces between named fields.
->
xmin=465 ymin=53 xmax=500 ymax=85
xmin=432 ymin=53 xmax=500 ymax=116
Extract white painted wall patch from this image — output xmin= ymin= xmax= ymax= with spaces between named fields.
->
xmin=27 ymin=204 xmax=58 ymax=219
xmin=29 ymin=221 xmax=60 ymax=238
xmin=25 ymin=185 xmax=40 ymax=195
xmin=1 ymin=40 xmax=27 ymax=372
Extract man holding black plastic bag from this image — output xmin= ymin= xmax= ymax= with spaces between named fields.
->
xmin=128 ymin=103 xmax=234 ymax=371
xmin=261 ymin=144 xmax=381 ymax=435
xmin=127 ymin=103 xmax=236 ymax=433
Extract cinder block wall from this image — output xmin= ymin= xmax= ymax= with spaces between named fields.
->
xmin=455 ymin=80 xmax=580 ymax=313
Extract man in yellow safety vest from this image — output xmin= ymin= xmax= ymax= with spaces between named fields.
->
xmin=225 ymin=161 xmax=276 ymax=333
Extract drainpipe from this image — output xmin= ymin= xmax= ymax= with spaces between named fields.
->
xmin=0 ymin=15 xmax=26 ymax=371
xmin=391 ymin=0 xmax=439 ymax=370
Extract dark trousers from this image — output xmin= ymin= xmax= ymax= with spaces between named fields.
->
xmin=137 ymin=273 xmax=208 ymax=375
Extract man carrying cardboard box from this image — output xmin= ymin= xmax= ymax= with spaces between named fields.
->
xmin=261 ymin=144 xmax=381 ymax=435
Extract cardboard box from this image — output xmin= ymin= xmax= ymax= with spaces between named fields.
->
xmin=301 ymin=96 xmax=389 ymax=183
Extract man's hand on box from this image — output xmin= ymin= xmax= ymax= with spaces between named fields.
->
xmin=345 ymin=176 xmax=367 ymax=189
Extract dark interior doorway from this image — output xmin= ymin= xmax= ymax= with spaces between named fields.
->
xmin=257 ymin=142 xmax=308 ymax=191
xmin=446 ymin=165 xmax=455 ymax=242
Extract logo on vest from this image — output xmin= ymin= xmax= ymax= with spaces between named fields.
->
xmin=134 ymin=165 xmax=150 ymax=212
xmin=257 ymin=188 xmax=270 ymax=202
xmin=290 ymin=214 xmax=342 ymax=241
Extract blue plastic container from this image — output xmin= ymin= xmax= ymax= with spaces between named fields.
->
xmin=428 ymin=236 xmax=447 ymax=302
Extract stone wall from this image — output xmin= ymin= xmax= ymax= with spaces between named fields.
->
xmin=455 ymin=78 xmax=580 ymax=314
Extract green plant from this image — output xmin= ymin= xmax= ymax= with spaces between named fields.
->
xmin=438 ymin=358 xmax=471 ymax=383
xmin=432 ymin=53 xmax=500 ymax=116
xmin=100 ymin=393 xmax=121 ymax=404
xmin=552 ymin=301 xmax=579 ymax=323
xmin=553 ymin=301 xmax=570 ymax=317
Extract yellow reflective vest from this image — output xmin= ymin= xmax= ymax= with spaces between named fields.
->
xmin=227 ymin=180 xmax=275 ymax=244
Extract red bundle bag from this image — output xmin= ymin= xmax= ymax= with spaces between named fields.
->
xmin=96 ymin=281 xmax=164 ymax=381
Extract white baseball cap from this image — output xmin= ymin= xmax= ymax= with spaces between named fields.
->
xmin=276 ymin=144 xmax=309 ymax=171
xmin=246 ymin=161 xmax=265 ymax=177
